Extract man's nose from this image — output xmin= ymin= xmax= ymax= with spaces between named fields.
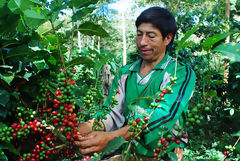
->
xmin=140 ymin=35 xmax=148 ymax=46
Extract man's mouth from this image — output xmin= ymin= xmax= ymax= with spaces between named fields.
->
xmin=140 ymin=49 xmax=152 ymax=54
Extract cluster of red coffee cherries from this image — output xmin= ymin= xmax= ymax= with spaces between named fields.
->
xmin=153 ymin=125 xmax=188 ymax=159
xmin=0 ymin=67 xmax=94 ymax=160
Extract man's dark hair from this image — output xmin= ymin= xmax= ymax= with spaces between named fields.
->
xmin=136 ymin=7 xmax=177 ymax=51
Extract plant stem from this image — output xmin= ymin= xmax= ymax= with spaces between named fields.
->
xmin=50 ymin=20 xmax=66 ymax=69
xmin=123 ymin=141 xmax=132 ymax=161
xmin=174 ymin=51 xmax=178 ymax=78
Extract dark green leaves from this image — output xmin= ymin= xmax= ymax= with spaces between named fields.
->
xmin=5 ymin=45 xmax=32 ymax=60
xmin=78 ymin=22 xmax=109 ymax=37
xmin=213 ymin=42 xmax=240 ymax=62
xmin=102 ymin=137 xmax=127 ymax=155
xmin=0 ymin=90 xmax=10 ymax=107
xmin=66 ymin=56 xmax=94 ymax=68
xmin=71 ymin=0 xmax=99 ymax=9
xmin=0 ymin=142 xmax=20 ymax=156
xmin=72 ymin=7 xmax=96 ymax=22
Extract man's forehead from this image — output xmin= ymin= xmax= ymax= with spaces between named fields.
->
xmin=137 ymin=23 xmax=161 ymax=33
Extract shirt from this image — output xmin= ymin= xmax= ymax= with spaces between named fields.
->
xmin=97 ymin=54 xmax=196 ymax=157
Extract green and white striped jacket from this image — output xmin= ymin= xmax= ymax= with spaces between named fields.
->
xmin=99 ymin=53 xmax=196 ymax=157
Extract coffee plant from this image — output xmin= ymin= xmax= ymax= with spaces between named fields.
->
xmin=0 ymin=0 xmax=240 ymax=161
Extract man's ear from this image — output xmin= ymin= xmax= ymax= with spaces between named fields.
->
xmin=164 ymin=33 xmax=173 ymax=46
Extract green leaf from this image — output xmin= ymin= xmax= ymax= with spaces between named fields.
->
xmin=72 ymin=0 xmax=99 ymax=8
xmin=23 ymin=73 xmax=32 ymax=80
xmin=17 ymin=18 xmax=26 ymax=32
xmin=181 ymin=40 xmax=196 ymax=49
xmin=210 ymin=80 xmax=224 ymax=85
xmin=23 ymin=9 xmax=46 ymax=19
xmin=5 ymin=45 xmax=31 ymax=60
xmin=168 ymin=152 xmax=178 ymax=161
xmin=0 ymin=65 xmax=13 ymax=69
xmin=0 ymin=149 xmax=8 ymax=161
xmin=232 ymin=130 xmax=240 ymax=137
xmin=0 ymin=107 xmax=8 ymax=118
xmin=28 ymin=41 xmax=43 ymax=51
xmin=78 ymin=22 xmax=109 ymax=37
xmin=66 ymin=56 xmax=94 ymax=68
xmin=51 ymin=125 xmax=67 ymax=143
xmin=45 ymin=55 xmax=57 ymax=66
xmin=202 ymin=33 xmax=229 ymax=51
xmin=0 ymin=90 xmax=10 ymax=107
xmin=0 ymin=142 xmax=20 ymax=156
xmin=0 ymin=0 xmax=8 ymax=8
xmin=23 ymin=9 xmax=47 ymax=29
xmin=36 ymin=20 xmax=63 ymax=35
xmin=212 ymin=42 xmax=240 ymax=62
xmin=0 ymin=73 xmax=14 ymax=85
xmin=7 ymin=0 xmax=21 ymax=13
xmin=177 ymin=25 xmax=199 ymax=50
xmin=0 ymin=122 xmax=7 ymax=128
xmin=33 ymin=60 xmax=49 ymax=71
xmin=72 ymin=7 xmax=96 ymax=22
xmin=28 ymin=0 xmax=41 ymax=5
xmin=102 ymin=137 xmax=127 ymax=155
xmin=205 ymin=90 xmax=217 ymax=97
xmin=7 ymin=0 xmax=36 ymax=14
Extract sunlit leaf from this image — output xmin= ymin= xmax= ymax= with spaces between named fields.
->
xmin=33 ymin=60 xmax=49 ymax=71
xmin=213 ymin=42 xmax=240 ymax=62
xmin=36 ymin=20 xmax=63 ymax=35
xmin=202 ymin=33 xmax=229 ymax=51
xmin=232 ymin=130 xmax=240 ymax=137
xmin=23 ymin=9 xmax=47 ymax=29
xmin=0 ymin=65 xmax=13 ymax=69
xmin=0 ymin=73 xmax=14 ymax=85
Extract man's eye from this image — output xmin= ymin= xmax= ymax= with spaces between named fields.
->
xmin=149 ymin=35 xmax=155 ymax=38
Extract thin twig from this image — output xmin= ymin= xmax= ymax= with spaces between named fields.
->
xmin=50 ymin=20 xmax=66 ymax=69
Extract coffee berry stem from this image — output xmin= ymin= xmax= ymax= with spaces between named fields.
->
xmin=221 ymin=136 xmax=240 ymax=161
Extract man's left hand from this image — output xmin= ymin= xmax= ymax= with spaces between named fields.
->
xmin=74 ymin=131 xmax=112 ymax=155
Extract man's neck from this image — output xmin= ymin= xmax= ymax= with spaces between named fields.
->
xmin=139 ymin=53 xmax=166 ymax=77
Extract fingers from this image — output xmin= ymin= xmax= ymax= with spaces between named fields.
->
xmin=74 ymin=136 xmax=98 ymax=148
xmin=77 ymin=134 xmax=94 ymax=141
xmin=78 ymin=146 xmax=99 ymax=155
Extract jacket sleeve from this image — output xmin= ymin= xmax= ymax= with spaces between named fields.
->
xmin=95 ymin=71 xmax=128 ymax=132
xmin=139 ymin=64 xmax=196 ymax=149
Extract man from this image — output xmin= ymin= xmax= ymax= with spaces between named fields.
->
xmin=74 ymin=6 xmax=196 ymax=160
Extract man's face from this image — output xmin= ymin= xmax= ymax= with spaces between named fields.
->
xmin=136 ymin=23 xmax=171 ymax=63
